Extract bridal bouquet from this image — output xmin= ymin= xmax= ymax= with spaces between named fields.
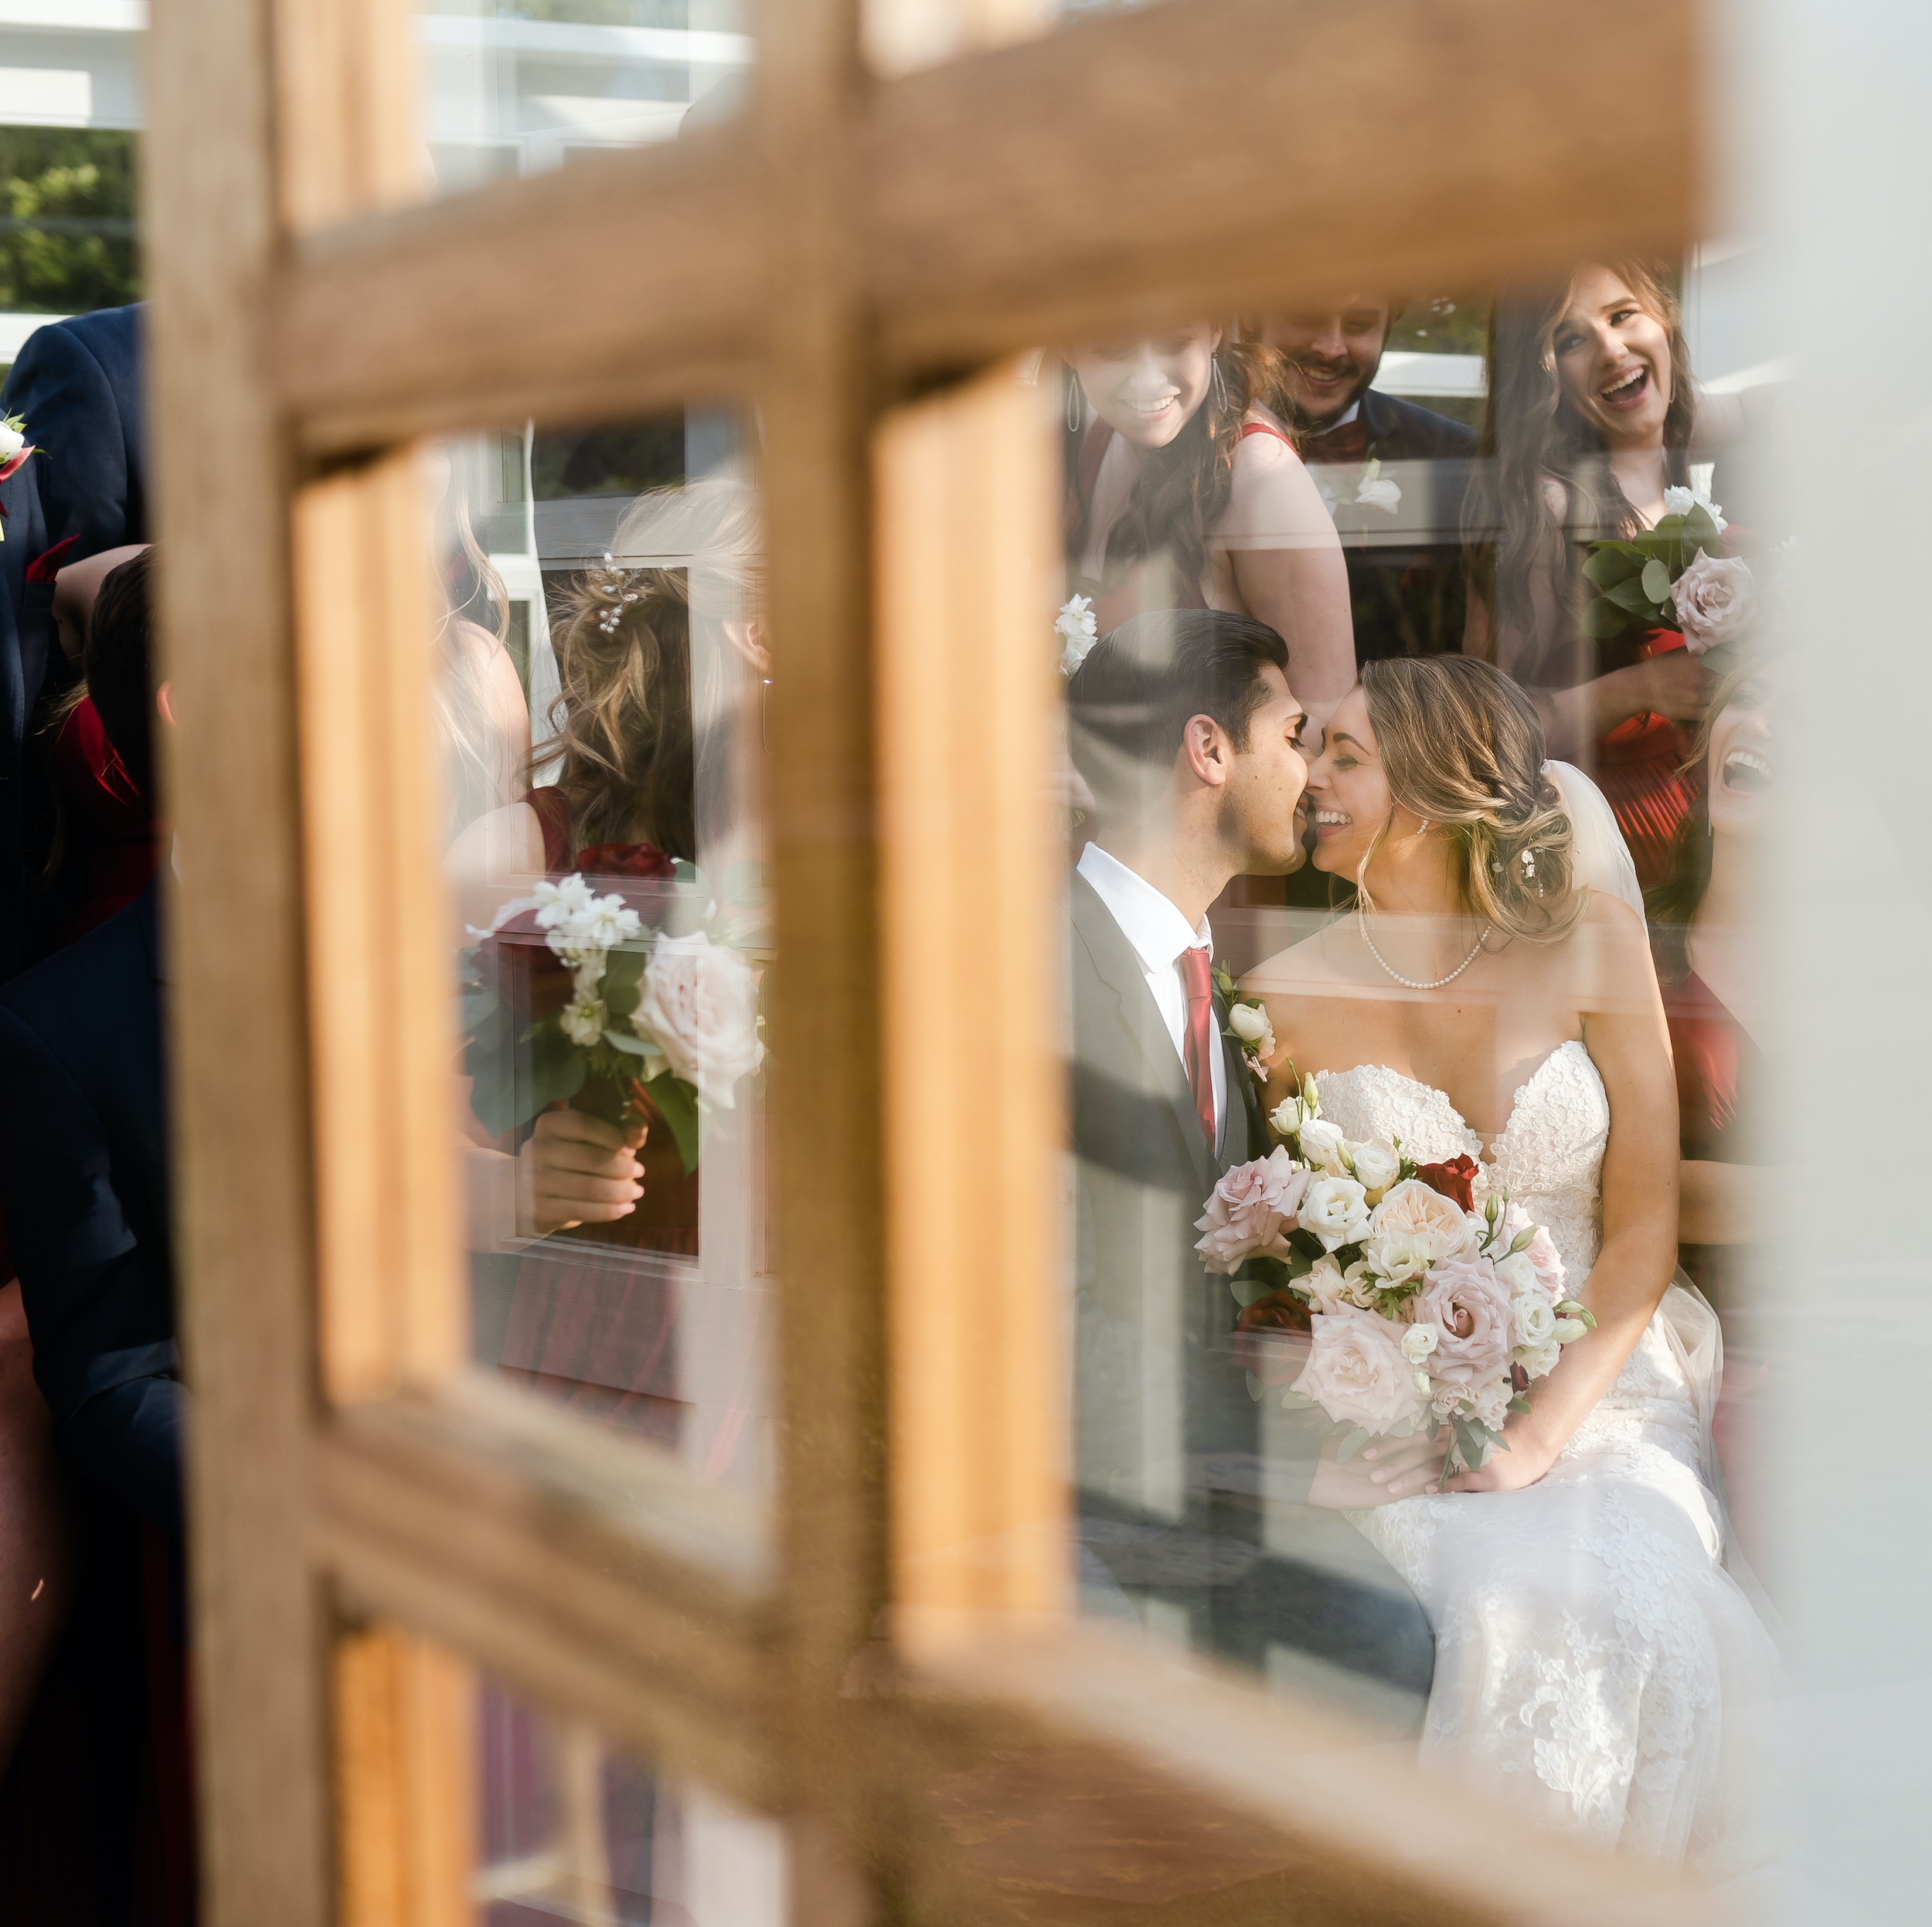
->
xmin=1580 ymin=485 xmax=1756 ymax=655
xmin=461 ymin=872 xmax=765 ymax=1173
xmin=1196 ymin=1077 xmax=1595 ymax=1479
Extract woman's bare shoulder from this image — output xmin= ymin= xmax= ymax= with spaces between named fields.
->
xmin=446 ymin=797 xmax=546 ymax=886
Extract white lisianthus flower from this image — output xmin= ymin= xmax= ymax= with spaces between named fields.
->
xmin=1056 ymin=594 xmax=1098 ymax=676
xmin=1553 ymin=1316 xmax=1590 ymax=1344
xmin=1493 ymin=1249 xmax=1539 ymax=1297
xmin=1268 ymin=1093 xmax=1305 ymax=1137
xmin=1512 ymin=1293 xmax=1557 ymax=1349
xmin=1301 ymin=1174 xmax=1371 ymax=1250
xmin=1472 ymin=1377 xmax=1514 ymax=1431
xmin=1346 ymin=1137 xmax=1401 ymax=1200
xmin=634 ymin=931 xmax=766 ymax=1106
xmin=1297 ymin=1117 xmax=1349 ymax=1175
xmin=560 ymin=993 xmax=607 ymax=1047
xmin=1662 ymin=483 xmax=1727 ymax=532
xmin=1519 ymin=1338 xmax=1562 ymax=1379
xmin=1400 ymin=1322 xmax=1440 ymax=1363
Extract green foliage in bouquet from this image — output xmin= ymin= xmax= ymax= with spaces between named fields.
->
xmin=1580 ymin=500 xmax=1724 ymax=641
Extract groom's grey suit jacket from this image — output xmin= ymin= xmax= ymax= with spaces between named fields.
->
xmin=1068 ymin=868 xmax=1434 ymax=1722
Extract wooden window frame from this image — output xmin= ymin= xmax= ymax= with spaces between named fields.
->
xmin=142 ymin=1 xmax=1715 ymax=1921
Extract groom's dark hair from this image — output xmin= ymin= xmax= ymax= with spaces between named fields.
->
xmin=1066 ymin=609 xmax=1289 ymax=802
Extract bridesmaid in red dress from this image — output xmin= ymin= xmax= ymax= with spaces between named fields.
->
xmin=449 ymin=494 xmax=768 ymax=1466
xmin=1646 ymin=654 xmax=1779 ymax=1565
xmin=1464 ymin=263 xmax=1770 ymax=887
xmin=1064 ymin=328 xmax=1357 ymax=732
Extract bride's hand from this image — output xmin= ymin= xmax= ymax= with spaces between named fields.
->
xmin=1444 ymin=1433 xmax=1560 ymax=1494
xmin=1308 ymin=1426 xmax=1447 ymax=1508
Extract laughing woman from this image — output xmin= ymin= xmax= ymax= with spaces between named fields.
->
xmin=1065 ymin=328 xmax=1357 ymax=730
xmin=1462 ymin=263 xmax=1755 ymax=885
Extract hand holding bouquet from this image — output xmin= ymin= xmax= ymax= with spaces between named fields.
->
xmin=1196 ymin=1075 xmax=1595 ymax=1481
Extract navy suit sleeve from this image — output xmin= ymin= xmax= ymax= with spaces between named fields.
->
xmin=0 ymin=1004 xmax=179 ymax=1532
xmin=0 ymin=320 xmax=133 ymax=558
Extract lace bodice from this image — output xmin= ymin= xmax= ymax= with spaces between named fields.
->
xmin=1316 ymin=1038 xmax=1609 ymax=1282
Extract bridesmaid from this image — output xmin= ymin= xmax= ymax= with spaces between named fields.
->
xmin=1064 ymin=328 xmax=1356 ymax=731
xmin=1645 ymin=653 xmax=1779 ymax=1559
xmin=1463 ymin=262 xmax=1760 ymax=885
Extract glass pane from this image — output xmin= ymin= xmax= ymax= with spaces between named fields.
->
xmin=1009 ymin=259 xmax=1787 ymax=1850
xmin=419 ymin=2 xmax=754 ymax=200
xmin=436 ymin=410 xmax=773 ymax=1495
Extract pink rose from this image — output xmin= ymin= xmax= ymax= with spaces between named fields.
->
xmin=1670 ymin=551 xmax=1756 ymax=654
xmin=1413 ymin=1254 xmax=1515 ymax=1386
xmin=1194 ymin=1147 xmax=1308 ymax=1274
xmin=1291 ymin=1305 xmax=1425 ymax=1435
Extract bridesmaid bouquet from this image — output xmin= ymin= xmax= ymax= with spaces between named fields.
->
xmin=461 ymin=872 xmax=764 ymax=1173
xmin=1580 ymin=485 xmax=1756 ymax=654
xmin=1195 ymin=1077 xmax=1595 ymax=1480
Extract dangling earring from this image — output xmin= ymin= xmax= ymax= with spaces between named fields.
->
xmin=1210 ymin=355 xmax=1230 ymax=419
xmin=1066 ymin=376 xmax=1085 ymax=436
xmin=1415 ymin=819 xmax=1430 ymax=836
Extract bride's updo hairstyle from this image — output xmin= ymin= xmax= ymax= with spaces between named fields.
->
xmin=1359 ymin=654 xmax=1583 ymax=943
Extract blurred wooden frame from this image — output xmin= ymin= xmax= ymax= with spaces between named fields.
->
xmin=140 ymin=0 xmax=1712 ymax=1922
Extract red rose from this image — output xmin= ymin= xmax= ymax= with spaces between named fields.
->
xmin=1414 ymin=1153 xmax=1479 ymax=1213
xmin=1233 ymin=1292 xmax=1314 ymax=1387
xmin=573 ymin=841 xmax=677 ymax=882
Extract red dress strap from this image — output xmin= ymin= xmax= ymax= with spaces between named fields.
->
xmin=522 ymin=787 xmax=572 ymax=873
xmin=1236 ymin=418 xmax=1294 ymax=447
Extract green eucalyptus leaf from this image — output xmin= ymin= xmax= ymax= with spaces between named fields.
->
xmin=641 ymin=1072 xmax=702 ymax=1174
xmin=1582 ymin=596 xmax=1634 ymax=640
xmin=1581 ymin=545 xmax=1640 ymax=589
xmin=1229 ymin=1276 xmax=1273 ymax=1307
xmin=1640 ymin=558 xmax=1675 ymax=604
xmin=1607 ymin=576 xmax=1661 ymax=615
xmin=1246 ymin=1371 xmax=1264 ymax=1403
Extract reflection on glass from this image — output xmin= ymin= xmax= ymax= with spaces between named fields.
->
xmin=420 ymin=1 xmax=754 ymax=199
xmin=477 ymin=1673 xmax=786 ymax=1925
xmin=437 ymin=419 xmax=773 ymax=1496
xmin=1055 ymin=258 xmax=1788 ymax=1871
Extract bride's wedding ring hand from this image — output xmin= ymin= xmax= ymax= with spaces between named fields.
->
xmin=519 ymin=1105 xmax=646 ymax=1238
xmin=1442 ymin=1433 xmax=1560 ymax=1495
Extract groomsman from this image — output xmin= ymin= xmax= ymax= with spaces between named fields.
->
xmin=1064 ymin=609 xmax=1435 ymax=1727
xmin=1264 ymin=297 xmax=1476 ymax=666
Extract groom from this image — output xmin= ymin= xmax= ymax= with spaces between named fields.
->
xmin=1065 ymin=609 xmax=1434 ymax=1727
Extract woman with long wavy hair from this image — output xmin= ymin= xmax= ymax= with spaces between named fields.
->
xmin=1065 ymin=326 xmax=1356 ymax=729
xmin=1462 ymin=262 xmax=1753 ymax=885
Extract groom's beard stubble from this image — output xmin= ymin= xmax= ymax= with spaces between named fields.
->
xmin=1219 ymin=790 xmax=1311 ymax=874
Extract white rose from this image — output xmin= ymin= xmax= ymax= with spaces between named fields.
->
xmin=1291 ymin=1306 xmax=1426 ymax=1435
xmin=1662 ymin=483 xmax=1727 ymax=532
xmin=0 ymin=423 xmax=22 ymax=463
xmin=1400 ymin=1323 xmax=1439 ymax=1363
xmin=1346 ymin=1138 xmax=1401 ymax=1199
xmin=1512 ymin=1293 xmax=1557 ymax=1348
xmin=1268 ymin=1093 xmax=1305 ymax=1137
xmin=634 ymin=932 xmax=765 ymax=1106
xmin=560 ymin=992 xmax=607 ymax=1047
xmin=1297 ymin=1118 xmax=1348 ymax=1175
xmin=1670 ymin=551 xmax=1756 ymax=654
xmin=1553 ymin=1316 xmax=1590 ymax=1344
xmin=1301 ymin=1174 xmax=1371 ymax=1250
xmin=1365 ymin=1229 xmax=1436 ymax=1286
xmin=1227 ymin=1002 xmax=1267 ymax=1044
xmin=1471 ymin=1377 xmax=1514 ymax=1431
xmin=1354 ymin=474 xmax=1401 ymax=514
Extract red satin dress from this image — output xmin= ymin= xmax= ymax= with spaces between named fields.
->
xmin=47 ymin=696 xmax=165 ymax=944
xmin=493 ymin=791 xmax=765 ymax=1475
xmin=1589 ymin=629 xmax=1702 ymax=890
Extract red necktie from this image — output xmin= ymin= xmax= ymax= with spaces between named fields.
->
xmin=1179 ymin=946 xmax=1217 ymax=1150
xmin=1304 ymin=416 xmax=1369 ymax=464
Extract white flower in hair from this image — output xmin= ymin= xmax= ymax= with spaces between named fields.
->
xmin=1662 ymin=483 xmax=1727 ymax=532
xmin=1056 ymin=594 xmax=1098 ymax=676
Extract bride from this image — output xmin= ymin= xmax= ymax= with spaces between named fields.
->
xmin=1243 ymin=654 xmax=1777 ymax=1872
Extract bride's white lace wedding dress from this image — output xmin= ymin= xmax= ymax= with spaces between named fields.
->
xmin=1318 ymin=1040 xmax=1779 ymax=1871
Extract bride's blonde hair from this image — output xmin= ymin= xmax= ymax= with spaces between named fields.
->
xmin=1357 ymin=655 xmax=1583 ymax=944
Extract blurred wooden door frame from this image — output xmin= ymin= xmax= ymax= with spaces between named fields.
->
xmin=141 ymin=1 xmax=1715 ymax=1922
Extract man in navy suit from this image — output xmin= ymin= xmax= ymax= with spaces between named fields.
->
xmin=0 ymin=305 xmax=145 ymax=974
xmin=1264 ymin=297 xmax=1478 ymax=667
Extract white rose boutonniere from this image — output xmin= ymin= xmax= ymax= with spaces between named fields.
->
xmin=0 ymin=414 xmax=41 ymax=537
xmin=1352 ymin=457 xmax=1401 ymax=515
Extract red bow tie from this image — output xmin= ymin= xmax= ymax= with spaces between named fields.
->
xmin=1304 ymin=417 xmax=1369 ymax=464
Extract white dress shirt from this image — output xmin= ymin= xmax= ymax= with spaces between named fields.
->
xmin=1077 ymin=842 xmax=1226 ymax=1145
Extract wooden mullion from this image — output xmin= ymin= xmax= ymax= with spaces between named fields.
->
xmin=146 ymin=1 xmax=333 ymax=1922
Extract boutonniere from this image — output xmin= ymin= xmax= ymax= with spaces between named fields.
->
xmin=1352 ymin=454 xmax=1400 ymax=514
xmin=1213 ymin=960 xmax=1276 ymax=1083
xmin=1056 ymin=593 xmax=1097 ymax=676
xmin=0 ymin=415 xmax=36 ymax=539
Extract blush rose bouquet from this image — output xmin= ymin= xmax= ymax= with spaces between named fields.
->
xmin=1578 ymin=485 xmax=1770 ymax=658
xmin=461 ymin=870 xmax=765 ymax=1171
xmin=1194 ymin=1072 xmax=1596 ymax=1480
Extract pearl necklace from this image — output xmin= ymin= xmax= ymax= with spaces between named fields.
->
xmin=1356 ymin=904 xmax=1491 ymax=990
